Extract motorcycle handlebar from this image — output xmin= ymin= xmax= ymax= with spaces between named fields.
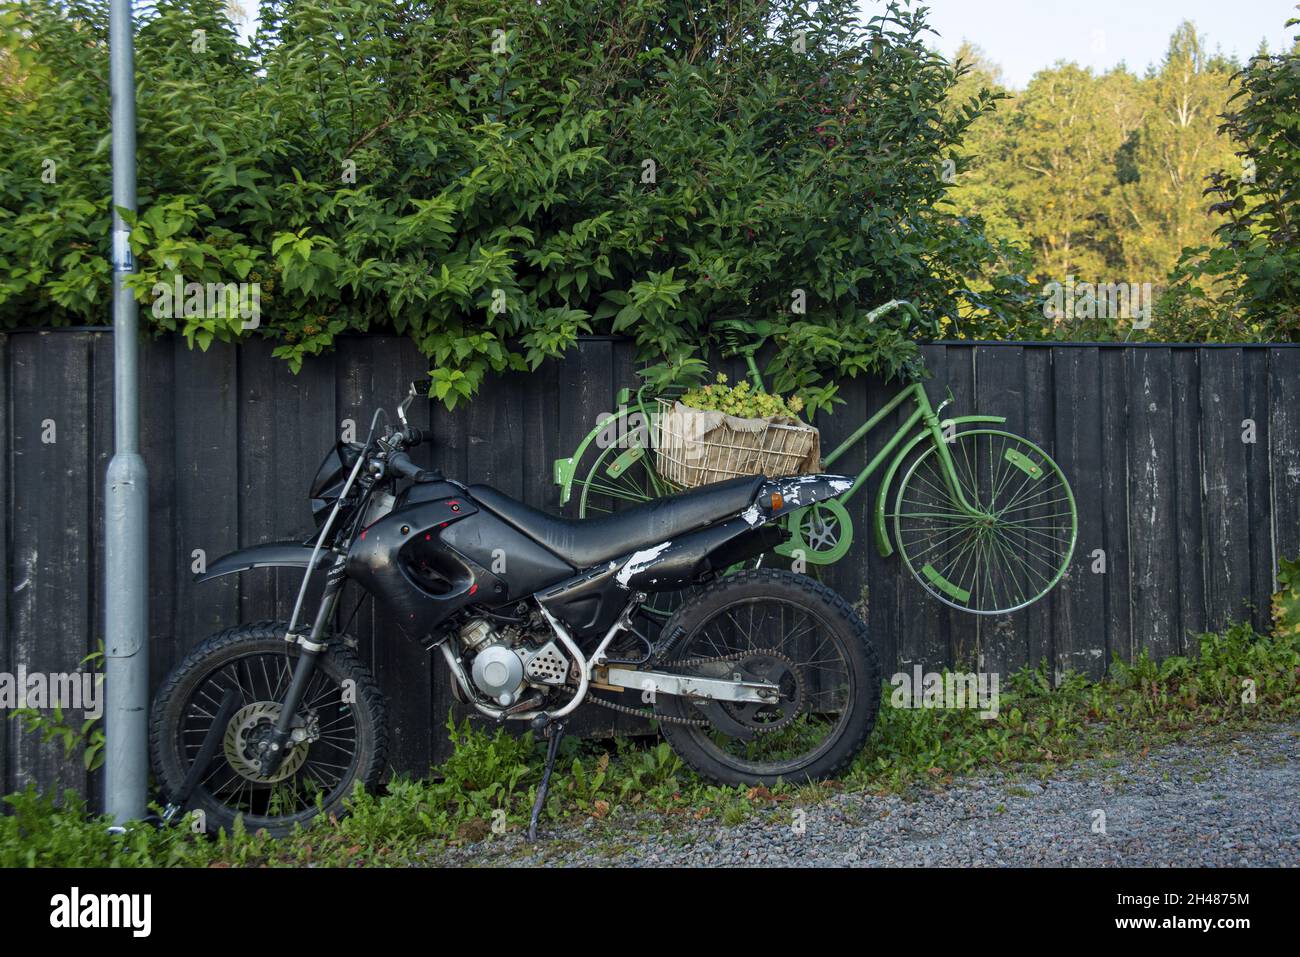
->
xmin=399 ymin=427 xmax=428 ymax=448
xmin=385 ymin=449 xmax=441 ymax=484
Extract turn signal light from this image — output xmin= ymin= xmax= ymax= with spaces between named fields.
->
xmin=769 ymin=492 xmax=784 ymax=511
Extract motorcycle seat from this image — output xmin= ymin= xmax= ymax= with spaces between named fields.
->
xmin=467 ymin=475 xmax=766 ymax=569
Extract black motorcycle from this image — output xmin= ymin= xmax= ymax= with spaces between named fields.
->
xmin=151 ymin=383 xmax=882 ymax=838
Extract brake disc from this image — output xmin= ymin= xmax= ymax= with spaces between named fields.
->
xmin=223 ymin=702 xmax=309 ymax=784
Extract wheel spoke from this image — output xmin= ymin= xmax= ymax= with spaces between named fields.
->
xmin=667 ymin=593 xmax=855 ymax=775
xmin=174 ymin=648 xmax=363 ymax=828
xmin=894 ymin=432 xmax=1075 ymax=613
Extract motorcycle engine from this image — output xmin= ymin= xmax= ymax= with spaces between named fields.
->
xmin=458 ymin=617 xmax=570 ymax=708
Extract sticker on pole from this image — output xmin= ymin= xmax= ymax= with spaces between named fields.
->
xmin=112 ymin=227 xmax=135 ymax=273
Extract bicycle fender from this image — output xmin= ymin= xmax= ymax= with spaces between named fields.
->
xmin=872 ymin=415 xmax=1007 ymax=557
xmin=553 ymin=405 xmax=649 ymax=506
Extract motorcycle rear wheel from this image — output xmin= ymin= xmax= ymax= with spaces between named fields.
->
xmin=655 ymin=569 xmax=880 ymax=786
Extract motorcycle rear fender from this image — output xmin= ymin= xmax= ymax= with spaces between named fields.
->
xmin=609 ymin=473 xmax=850 ymax=592
xmin=194 ymin=542 xmax=330 ymax=583
xmin=614 ymin=517 xmax=785 ymax=592
xmin=753 ymin=473 xmax=854 ymax=520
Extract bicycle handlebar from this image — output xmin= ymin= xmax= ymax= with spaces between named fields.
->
xmin=864 ymin=299 xmax=942 ymax=337
xmin=715 ymin=300 xmax=941 ymax=344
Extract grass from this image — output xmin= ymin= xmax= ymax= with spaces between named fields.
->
xmin=1 ymin=618 xmax=1297 ymax=867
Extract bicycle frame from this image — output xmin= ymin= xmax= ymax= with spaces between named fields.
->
xmin=822 ymin=379 xmax=973 ymax=510
xmin=552 ymin=301 xmax=1009 ymax=558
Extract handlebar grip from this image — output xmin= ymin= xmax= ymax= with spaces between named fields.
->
xmin=386 ymin=450 xmax=443 ymax=484
xmin=386 ymin=451 xmax=424 ymax=481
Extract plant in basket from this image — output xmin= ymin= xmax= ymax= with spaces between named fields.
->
xmin=655 ymin=373 xmax=821 ymax=488
xmin=680 ymin=374 xmax=807 ymax=420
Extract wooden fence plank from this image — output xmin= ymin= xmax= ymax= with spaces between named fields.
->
xmin=467 ymin=365 xmax=526 ymax=499
xmin=236 ymin=339 xmax=281 ymax=623
xmin=1126 ymin=348 xmax=1179 ymax=663
xmin=944 ymin=345 xmax=981 ymax=671
xmin=902 ymin=345 xmax=951 ymax=673
xmin=1243 ymin=348 xmax=1274 ymax=631
xmin=271 ymin=352 xmax=336 ymax=624
xmin=1171 ymin=350 xmax=1205 ymax=649
xmin=8 ymin=332 xmax=95 ymax=795
xmin=0 ymin=335 xmax=8 ymax=795
xmin=86 ymin=335 xmax=125 ymax=811
xmin=862 ymin=363 xmax=907 ymax=674
xmin=173 ymin=340 xmax=240 ymax=663
xmin=1022 ymin=346 xmax=1055 ymax=670
xmin=1269 ymin=349 xmax=1300 ymax=568
xmin=555 ymin=339 xmax=613 ymax=520
xmin=523 ymin=347 xmax=563 ymax=513
xmin=976 ymin=343 xmax=1028 ymax=678
xmin=1051 ymin=347 xmax=1106 ymax=680
xmin=1199 ymin=349 xmax=1252 ymax=632
xmin=1099 ymin=348 xmax=1132 ymax=664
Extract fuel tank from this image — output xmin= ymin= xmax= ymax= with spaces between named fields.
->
xmin=345 ymin=488 xmax=574 ymax=642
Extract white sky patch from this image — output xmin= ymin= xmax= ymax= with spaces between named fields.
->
xmin=864 ymin=0 xmax=1297 ymax=90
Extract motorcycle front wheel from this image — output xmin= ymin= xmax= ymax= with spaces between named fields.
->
xmin=150 ymin=621 xmax=387 ymax=838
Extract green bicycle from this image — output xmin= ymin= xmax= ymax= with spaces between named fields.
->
xmin=554 ymin=300 xmax=1078 ymax=616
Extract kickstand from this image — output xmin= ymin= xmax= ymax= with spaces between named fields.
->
xmin=528 ymin=720 xmax=566 ymax=842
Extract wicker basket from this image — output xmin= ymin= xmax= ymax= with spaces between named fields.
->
xmin=652 ymin=398 xmax=821 ymax=488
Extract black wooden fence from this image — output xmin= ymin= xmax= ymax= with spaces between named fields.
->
xmin=2 ymin=330 xmax=1297 ymax=800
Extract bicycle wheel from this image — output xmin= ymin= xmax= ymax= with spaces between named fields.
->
xmin=890 ymin=430 xmax=1076 ymax=614
xmin=576 ymin=434 xmax=673 ymax=517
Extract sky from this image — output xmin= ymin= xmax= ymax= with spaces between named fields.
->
xmin=891 ymin=0 xmax=1300 ymax=88
xmin=227 ymin=1 xmax=1299 ymax=88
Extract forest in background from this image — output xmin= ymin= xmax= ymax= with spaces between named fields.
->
xmin=941 ymin=16 xmax=1300 ymax=343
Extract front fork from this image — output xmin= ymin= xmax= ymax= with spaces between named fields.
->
xmin=924 ymin=412 xmax=984 ymax=517
xmin=259 ymin=556 xmax=348 ymax=777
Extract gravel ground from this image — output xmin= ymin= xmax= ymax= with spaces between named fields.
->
xmin=433 ymin=721 xmax=1300 ymax=867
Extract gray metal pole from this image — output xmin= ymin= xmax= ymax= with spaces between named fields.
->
xmin=104 ymin=0 xmax=149 ymax=823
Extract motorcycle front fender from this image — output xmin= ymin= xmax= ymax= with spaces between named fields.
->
xmin=194 ymin=542 xmax=330 ymax=584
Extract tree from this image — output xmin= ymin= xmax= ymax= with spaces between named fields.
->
xmin=940 ymin=21 xmax=1245 ymax=340
xmin=1110 ymin=22 xmax=1237 ymax=287
xmin=1161 ymin=12 xmax=1300 ymax=341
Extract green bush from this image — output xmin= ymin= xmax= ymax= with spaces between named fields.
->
xmin=1272 ymin=555 xmax=1300 ymax=641
xmin=1 ymin=0 xmax=1025 ymax=407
